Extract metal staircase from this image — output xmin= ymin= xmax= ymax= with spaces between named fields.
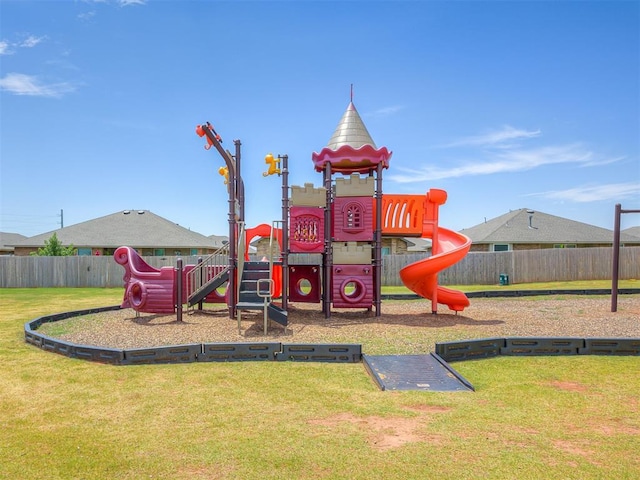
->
xmin=235 ymin=222 xmax=288 ymax=334
xmin=236 ymin=260 xmax=288 ymax=334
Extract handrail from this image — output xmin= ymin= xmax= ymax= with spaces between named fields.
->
xmin=236 ymin=221 xmax=246 ymax=304
xmin=256 ymin=278 xmax=274 ymax=335
xmin=186 ymin=243 xmax=230 ymax=301
xmin=269 ymin=220 xmax=284 ymax=295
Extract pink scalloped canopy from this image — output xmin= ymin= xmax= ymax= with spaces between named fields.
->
xmin=311 ymin=144 xmax=392 ymax=174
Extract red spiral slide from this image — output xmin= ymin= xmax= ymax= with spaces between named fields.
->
xmin=383 ymin=189 xmax=471 ymax=313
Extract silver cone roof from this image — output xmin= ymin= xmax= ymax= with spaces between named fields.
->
xmin=326 ymin=102 xmax=377 ymax=150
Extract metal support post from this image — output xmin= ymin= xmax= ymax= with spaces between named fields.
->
xmin=281 ymin=154 xmax=289 ymax=311
xmin=176 ymin=258 xmax=183 ymax=322
xmin=374 ymin=163 xmax=383 ymax=317
xmin=323 ymin=163 xmax=332 ymax=318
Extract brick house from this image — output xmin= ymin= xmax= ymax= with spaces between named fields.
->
xmin=460 ymin=208 xmax=640 ymax=252
xmin=8 ymin=210 xmax=227 ymax=256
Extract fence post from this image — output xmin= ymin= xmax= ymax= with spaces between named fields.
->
xmin=197 ymin=256 xmax=203 ymax=311
xmin=176 ymin=258 xmax=183 ymax=322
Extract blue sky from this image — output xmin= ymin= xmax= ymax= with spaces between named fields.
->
xmin=1 ymin=0 xmax=639 ymax=238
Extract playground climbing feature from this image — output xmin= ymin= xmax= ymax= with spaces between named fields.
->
xmin=113 ymin=92 xmax=471 ymax=330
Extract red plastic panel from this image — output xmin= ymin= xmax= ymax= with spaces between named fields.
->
xmin=331 ymin=264 xmax=373 ymax=309
xmin=380 ymin=194 xmax=424 ymax=236
xmin=332 ymin=196 xmax=374 ymax=241
xmin=114 ymin=246 xmax=176 ymax=314
xmin=288 ymin=264 xmax=321 ymax=303
xmin=244 ymin=223 xmax=282 ymax=261
xmin=290 ymin=206 xmax=324 ymax=253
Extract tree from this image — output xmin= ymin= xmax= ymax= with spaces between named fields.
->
xmin=31 ymin=233 xmax=76 ymax=256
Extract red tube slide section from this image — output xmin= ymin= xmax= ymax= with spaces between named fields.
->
xmin=399 ymin=227 xmax=471 ymax=312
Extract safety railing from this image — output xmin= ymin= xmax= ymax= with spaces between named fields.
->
xmin=236 ymin=221 xmax=246 ymax=303
xmin=186 ymin=243 xmax=230 ymax=301
xmin=380 ymin=194 xmax=425 ymax=236
xmin=268 ymin=220 xmax=284 ymax=290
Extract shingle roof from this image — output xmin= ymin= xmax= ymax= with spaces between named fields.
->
xmin=459 ymin=208 xmax=640 ymax=244
xmin=208 ymin=235 xmax=230 ymax=248
xmin=9 ymin=210 xmax=221 ymax=249
xmin=623 ymin=226 xmax=640 ymax=240
xmin=404 ymin=237 xmax=432 ymax=252
xmin=0 ymin=232 xmax=27 ymax=252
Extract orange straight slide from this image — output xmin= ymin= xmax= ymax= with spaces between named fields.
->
xmin=382 ymin=190 xmax=471 ymax=313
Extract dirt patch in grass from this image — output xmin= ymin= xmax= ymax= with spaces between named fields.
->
xmin=309 ymin=405 xmax=452 ymax=451
xmin=548 ymin=380 xmax=590 ymax=393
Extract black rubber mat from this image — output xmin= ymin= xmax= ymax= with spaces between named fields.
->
xmin=363 ymin=353 xmax=474 ymax=392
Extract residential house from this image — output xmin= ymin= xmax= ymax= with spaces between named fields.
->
xmin=460 ymin=208 xmax=640 ymax=252
xmin=9 ymin=210 xmax=227 ymax=257
xmin=0 ymin=232 xmax=27 ymax=255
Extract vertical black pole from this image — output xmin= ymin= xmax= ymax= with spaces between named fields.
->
xmin=235 ymin=140 xmax=244 ymax=223
xmin=232 ymin=140 xmax=242 ymax=320
xmin=199 ymin=125 xmax=237 ymax=319
xmin=611 ymin=203 xmax=621 ymax=312
xmin=176 ymin=258 xmax=183 ymax=322
xmin=281 ymin=155 xmax=289 ymax=311
xmin=323 ymin=163 xmax=332 ymax=318
xmin=374 ymin=163 xmax=383 ymax=317
xmin=227 ymin=148 xmax=237 ymax=320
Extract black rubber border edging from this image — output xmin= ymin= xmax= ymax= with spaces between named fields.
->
xmin=436 ymin=337 xmax=640 ymax=361
xmin=25 ymin=293 xmax=640 ymax=365
xmin=24 ymin=307 xmax=363 ymax=365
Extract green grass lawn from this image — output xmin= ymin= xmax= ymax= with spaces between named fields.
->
xmin=1 ymin=287 xmax=639 ymax=479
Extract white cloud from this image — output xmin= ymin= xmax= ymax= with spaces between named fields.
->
xmin=20 ymin=35 xmax=46 ymax=48
xmin=78 ymin=11 xmax=97 ymax=21
xmin=388 ymin=143 xmax=609 ymax=183
xmin=367 ymin=105 xmax=404 ymax=118
xmin=441 ymin=125 xmax=541 ymax=148
xmin=0 ymin=73 xmax=76 ymax=97
xmin=0 ymin=40 xmax=13 ymax=55
xmin=388 ymin=122 xmax=628 ymax=186
xmin=1 ymin=34 xmax=46 ymax=54
xmin=77 ymin=0 xmax=145 ymax=19
xmin=527 ymin=183 xmax=640 ymax=203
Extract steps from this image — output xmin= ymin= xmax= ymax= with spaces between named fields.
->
xmin=237 ymin=261 xmax=288 ymax=328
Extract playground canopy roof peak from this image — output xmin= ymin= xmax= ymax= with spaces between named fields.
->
xmin=327 ymin=102 xmax=377 ymax=150
xmin=312 ymin=101 xmax=392 ymax=174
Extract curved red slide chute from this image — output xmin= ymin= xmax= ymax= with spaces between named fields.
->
xmin=399 ymin=227 xmax=471 ymax=312
xmin=382 ymin=189 xmax=471 ymax=312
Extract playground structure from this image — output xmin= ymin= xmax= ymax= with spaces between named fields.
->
xmin=611 ymin=203 xmax=640 ymax=312
xmin=115 ymin=99 xmax=472 ymax=331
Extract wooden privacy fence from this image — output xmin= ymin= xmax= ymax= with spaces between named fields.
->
xmin=0 ymin=247 xmax=638 ymax=288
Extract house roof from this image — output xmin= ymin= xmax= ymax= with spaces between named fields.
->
xmin=9 ymin=210 xmax=222 ymax=249
xmin=0 ymin=232 xmax=27 ymax=252
xmin=623 ymin=226 xmax=640 ymax=240
xmin=404 ymin=237 xmax=432 ymax=252
xmin=459 ymin=208 xmax=640 ymax=245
